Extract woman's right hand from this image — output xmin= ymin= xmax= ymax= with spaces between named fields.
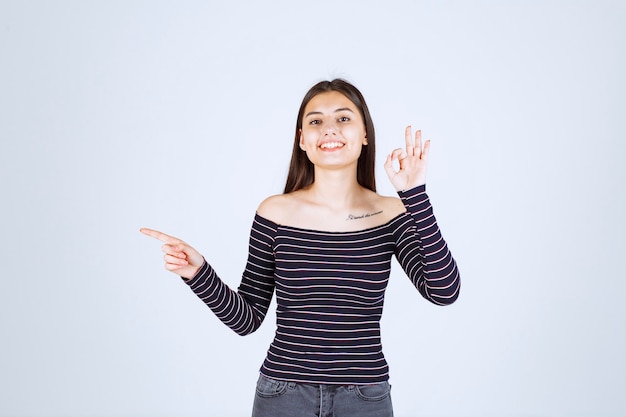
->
xmin=140 ymin=228 xmax=204 ymax=280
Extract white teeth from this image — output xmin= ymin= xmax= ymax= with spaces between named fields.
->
xmin=320 ymin=142 xmax=344 ymax=149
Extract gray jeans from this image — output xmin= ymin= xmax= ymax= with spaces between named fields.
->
xmin=251 ymin=374 xmax=394 ymax=417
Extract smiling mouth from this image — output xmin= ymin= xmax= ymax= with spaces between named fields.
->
xmin=319 ymin=141 xmax=345 ymax=150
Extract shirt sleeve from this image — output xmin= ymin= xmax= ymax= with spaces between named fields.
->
xmin=393 ymin=184 xmax=461 ymax=305
xmin=183 ymin=214 xmax=277 ymax=335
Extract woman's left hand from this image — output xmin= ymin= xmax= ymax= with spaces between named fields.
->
xmin=384 ymin=126 xmax=430 ymax=191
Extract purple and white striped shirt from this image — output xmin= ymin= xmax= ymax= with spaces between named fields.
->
xmin=185 ymin=184 xmax=460 ymax=384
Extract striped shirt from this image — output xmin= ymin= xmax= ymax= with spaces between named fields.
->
xmin=185 ymin=184 xmax=460 ymax=384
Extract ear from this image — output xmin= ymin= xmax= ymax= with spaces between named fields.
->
xmin=299 ymin=129 xmax=305 ymax=150
xmin=363 ymin=136 xmax=368 ymax=146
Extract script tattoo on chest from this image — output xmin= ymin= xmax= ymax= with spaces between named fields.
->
xmin=346 ymin=210 xmax=383 ymax=221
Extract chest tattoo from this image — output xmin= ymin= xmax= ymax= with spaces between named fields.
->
xmin=346 ymin=210 xmax=383 ymax=221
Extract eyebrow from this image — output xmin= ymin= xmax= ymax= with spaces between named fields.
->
xmin=304 ymin=107 xmax=355 ymax=118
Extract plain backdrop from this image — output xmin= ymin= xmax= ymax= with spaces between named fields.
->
xmin=1 ymin=1 xmax=624 ymax=416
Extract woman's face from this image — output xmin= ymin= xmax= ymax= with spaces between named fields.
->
xmin=299 ymin=91 xmax=367 ymax=169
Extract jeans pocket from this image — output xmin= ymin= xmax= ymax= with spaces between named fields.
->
xmin=255 ymin=374 xmax=290 ymax=399
xmin=355 ymin=382 xmax=391 ymax=402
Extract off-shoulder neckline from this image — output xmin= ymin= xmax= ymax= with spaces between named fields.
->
xmin=253 ymin=212 xmax=407 ymax=235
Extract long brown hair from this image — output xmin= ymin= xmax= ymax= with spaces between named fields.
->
xmin=283 ymin=79 xmax=376 ymax=193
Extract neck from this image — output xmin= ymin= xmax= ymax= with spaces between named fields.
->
xmin=306 ymin=167 xmax=364 ymax=208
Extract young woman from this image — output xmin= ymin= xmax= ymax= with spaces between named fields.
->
xmin=141 ymin=79 xmax=460 ymax=417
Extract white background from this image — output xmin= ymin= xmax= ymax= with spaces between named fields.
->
xmin=1 ymin=1 xmax=624 ymax=416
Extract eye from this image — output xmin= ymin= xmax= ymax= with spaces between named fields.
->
xmin=309 ymin=119 xmax=322 ymax=125
xmin=338 ymin=116 xmax=350 ymax=122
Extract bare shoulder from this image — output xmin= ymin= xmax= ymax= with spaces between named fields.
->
xmin=256 ymin=193 xmax=297 ymax=224
xmin=369 ymin=193 xmax=407 ymax=221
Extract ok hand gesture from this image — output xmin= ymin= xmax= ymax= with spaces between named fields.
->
xmin=384 ymin=126 xmax=430 ymax=191
xmin=140 ymin=228 xmax=204 ymax=280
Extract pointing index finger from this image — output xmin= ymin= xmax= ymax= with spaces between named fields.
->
xmin=139 ymin=228 xmax=181 ymax=244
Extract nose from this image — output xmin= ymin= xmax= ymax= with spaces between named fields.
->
xmin=323 ymin=122 xmax=337 ymax=135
